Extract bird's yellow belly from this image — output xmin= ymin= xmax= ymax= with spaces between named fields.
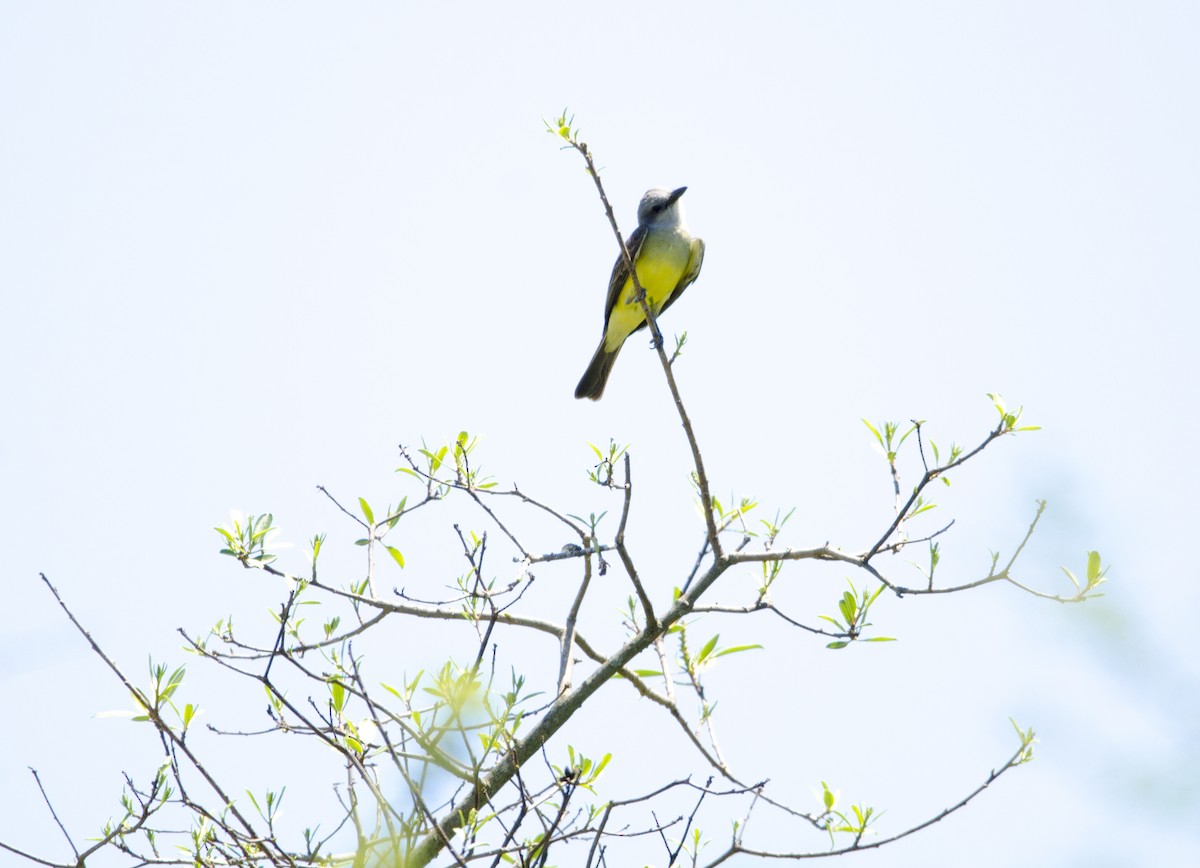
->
xmin=603 ymin=241 xmax=691 ymax=351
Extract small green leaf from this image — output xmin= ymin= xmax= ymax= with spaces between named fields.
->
xmin=838 ymin=592 xmax=855 ymax=624
xmin=358 ymin=498 xmax=375 ymax=524
xmin=712 ymin=643 xmax=764 ymax=658
xmin=826 ymin=640 xmax=849 ymax=650
xmin=862 ymin=419 xmax=883 ymax=447
xmin=592 ymin=753 xmax=612 ymax=779
xmin=386 ymin=545 xmax=405 ymax=568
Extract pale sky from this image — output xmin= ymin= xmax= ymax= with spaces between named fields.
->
xmin=2 ymin=3 xmax=1198 ymax=866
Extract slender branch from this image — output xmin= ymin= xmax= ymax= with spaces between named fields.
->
xmin=316 ymin=484 xmax=369 ymax=529
xmin=0 ymin=840 xmax=66 ymax=868
xmin=525 ymin=543 xmax=615 ymax=565
xmin=616 ymin=452 xmax=657 ymax=629
xmin=689 ymin=602 xmax=844 ymax=638
xmin=866 ymin=420 xmax=1008 ymax=560
xmin=557 ymin=550 xmax=593 ymax=695
xmin=466 ymin=489 xmax=531 ymax=560
xmin=38 ymin=574 xmax=286 ymax=866
xmin=668 ymin=778 xmax=712 ymax=865
xmin=702 ymin=740 xmax=1032 ymax=864
xmin=565 ymin=136 xmax=722 ymax=559
xmin=29 ymin=769 xmax=78 ymax=861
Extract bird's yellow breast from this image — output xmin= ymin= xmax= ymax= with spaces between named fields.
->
xmin=603 ymin=232 xmax=692 ymax=351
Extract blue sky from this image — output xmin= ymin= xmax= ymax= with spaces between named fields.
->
xmin=2 ymin=3 xmax=1197 ymax=865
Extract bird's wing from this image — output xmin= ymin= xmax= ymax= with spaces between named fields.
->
xmin=655 ymin=236 xmax=705 ymax=320
xmin=600 ymin=223 xmax=648 ymax=332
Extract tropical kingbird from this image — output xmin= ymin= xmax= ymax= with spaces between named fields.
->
xmin=574 ymin=186 xmax=705 ymax=400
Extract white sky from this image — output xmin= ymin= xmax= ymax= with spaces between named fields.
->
xmin=2 ymin=3 xmax=1197 ymax=866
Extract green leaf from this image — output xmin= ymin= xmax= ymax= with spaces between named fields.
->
xmin=698 ymin=634 xmax=720 ymax=662
xmin=1087 ymin=550 xmax=1102 ymax=583
xmin=838 ymin=592 xmax=856 ymax=624
xmin=862 ymin=419 xmax=883 ymax=447
xmin=592 ymin=753 xmax=612 ymax=778
xmin=826 ymin=640 xmax=849 ymax=650
xmin=386 ymin=545 xmax=405 ymax=569
xmin=358 ymin=498 xmax=375 ymax=524
xmin=712 ymin=643 xmax=764 ymax=658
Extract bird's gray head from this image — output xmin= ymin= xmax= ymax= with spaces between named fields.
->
xmin=637 ymin=186 xmax=688 ymax=227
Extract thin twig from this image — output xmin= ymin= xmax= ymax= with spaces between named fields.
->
xmin=29 ymin=769 xmax=78 ymax=860
xmin=566 ymin=137 xmax=722 ymax=559
xmin=616 ymin=452 xmax=657 ymax=629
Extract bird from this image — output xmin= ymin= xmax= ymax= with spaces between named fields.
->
xmin=574 ymin=186 xmax=705 ymax=400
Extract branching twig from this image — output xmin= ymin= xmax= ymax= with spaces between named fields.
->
xmin=562 ymin=134 xmax=722 ymax=560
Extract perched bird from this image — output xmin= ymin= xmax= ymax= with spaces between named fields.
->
xmin=574 ymin=186 xmax=705 ymax=400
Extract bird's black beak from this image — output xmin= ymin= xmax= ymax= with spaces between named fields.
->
xmin=667 ymin=186 xmax=687 ymax=205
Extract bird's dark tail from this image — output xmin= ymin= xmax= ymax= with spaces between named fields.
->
xmin=574 ymin=342 xmax=621 ymax=401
